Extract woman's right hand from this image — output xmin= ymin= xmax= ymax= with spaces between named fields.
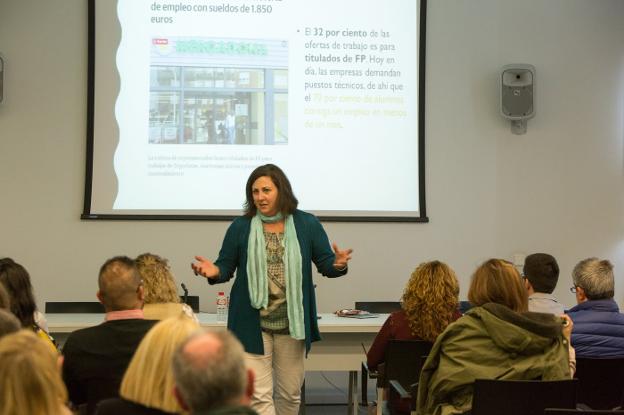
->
xmin=191 ymin=256 xmax=220 ymax=280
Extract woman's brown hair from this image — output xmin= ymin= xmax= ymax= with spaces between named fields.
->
xmin=468 ymin=258 xmax=528 ymax=312
xmin=244 ymin=164 xmax=298 ymax=217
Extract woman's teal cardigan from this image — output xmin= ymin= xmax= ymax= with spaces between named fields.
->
xmin=209 ymin=209 xmax=348 ymax=355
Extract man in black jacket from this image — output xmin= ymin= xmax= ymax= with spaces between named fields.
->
xmin=62 ymin=256 xmax=156 ymax=414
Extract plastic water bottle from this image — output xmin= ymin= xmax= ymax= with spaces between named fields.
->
xmin=216 ymin=291 xmax=228 ymax=322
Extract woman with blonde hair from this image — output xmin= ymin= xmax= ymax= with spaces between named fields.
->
xmin=366 ymin=261 xmax=460 ymax=414
xmin=135 ymin=253 xmax=197 ymax=321
xmin=95 ymin=314 xmax=200 ymax=414
xmin=0 ymin=330 xmax=71 ymax=415
xmin=367 ymin=260 xmax=460 ymax=369
xmin=416 ymin=259 xmax=574 ymax=415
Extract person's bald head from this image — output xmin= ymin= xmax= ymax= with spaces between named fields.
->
xmin=97 ymin=256 xmax=144 ymax=312
xmin=172 ymin=330 xmax=251 ymax=413
xmin=183 ymin=331 xmax=223 ymax=367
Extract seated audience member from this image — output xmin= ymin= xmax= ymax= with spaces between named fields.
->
xmin=366 ymin=261 xmax=460 ymax=414
xmin=0 ymin=330 xmax=72 ymax=415
xmin=0 ymin=309 xmax=20 ymax=338
xmin=416 ymin=259 xmax=574 ymax=415
xmin=523 ymin=253 xmax=565 ymax=314
xmin=135 ymin=253 xmax=197 ymax=321
xmin=367 ymin=261 xmax=460 ymax=369
xmin=0 ymin=258 xmax=56 ymax=348
xmin=62 ymin=256 xmax=157 ymax=415
xmin=95 ymin=314 xmax=200 ymax=415
xmin=172 ymin=329 xmax=257 ymax=415
xmin=567 ymin=257 xmax=624 ymax=357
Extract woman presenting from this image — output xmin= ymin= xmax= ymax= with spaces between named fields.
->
xmin=192 ymin=164 xmax=352 ymax=415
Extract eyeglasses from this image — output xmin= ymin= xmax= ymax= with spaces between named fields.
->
xmin=570 ymin=285 xmax=579 ymax=293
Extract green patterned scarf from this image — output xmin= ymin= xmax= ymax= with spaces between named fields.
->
xmin=247 ymin=212 xmax=305 ymax=340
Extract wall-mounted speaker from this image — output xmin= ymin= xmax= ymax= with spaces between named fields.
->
xmin=501 ymin=64 xmax=535 ymax=134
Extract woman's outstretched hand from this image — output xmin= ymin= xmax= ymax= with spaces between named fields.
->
xmin=191 ymin=256 xmax=220 ymax=280
xmin=332 ymin=243 xmax=353 ymax=270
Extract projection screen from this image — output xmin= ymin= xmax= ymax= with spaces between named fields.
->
xmin=82 ymin=0 xmax=428 ymax=221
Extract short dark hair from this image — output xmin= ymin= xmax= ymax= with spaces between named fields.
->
xmin=98 ymin=256 xmax=142 ymax=311
xmin=243 ymin=164 xmax=298 ymax=217
xmin=523 ymin=253 xmax=559 ymax=294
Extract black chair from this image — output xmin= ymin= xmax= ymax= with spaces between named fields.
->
xmin=45 ymin=302 xmax=105 ymax=313
xmin=181 ymin=295 xmax=200 ymax=312
xmin=459 ymin=300 xmax=473 ymax=314
xmin=574 ymin=357 xmax=624 ymax=409
xmin=545 ymin=409 xmax=624 ymax=415
xmin=363 ymin=339 xmax=432 ymax=415
xmin=361 ymin=361 xmax=381 ymax=409
xmin=472 ymin=379 xmax=578 ymax=415
xmin=359 ymin=301 xmax=402 ymax=408
xmin=355 ymin=301 xmax=401 ymax=314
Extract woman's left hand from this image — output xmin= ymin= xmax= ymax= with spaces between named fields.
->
xmin=332 ymin=243 xmax=353 ymax=270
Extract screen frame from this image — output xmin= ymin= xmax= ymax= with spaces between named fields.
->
xmin=81 ymin=0 xmax=428 ymax=223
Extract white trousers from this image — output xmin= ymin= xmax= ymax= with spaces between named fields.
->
xmin=245 ymin=331 xmax=305 ymax=415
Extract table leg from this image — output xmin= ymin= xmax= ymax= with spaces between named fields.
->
xmin=348 ymin=370 xmax=358 ymax=415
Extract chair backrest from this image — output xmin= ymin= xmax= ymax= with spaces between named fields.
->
xmin=46 ymin=297 xmax=199 ymax=313
xmin=180 ymin=295 xmax=200 ymax=312
xmin=472 ymin=379 xmax=578 ymax=415
xmin=545 ymin=409 xmax=624 ymax=415
xmin=574 ymin=357 xmax=624 ymax=409
xmin=355 ymin=301 xmax=401 ymax=314
xmin=384 ymin=339 xmax=433 ymax=389
xmin=459 ymin=300 xmax=473 ymax=314
xmin=45 ymin=301 xmax=105 ymax=313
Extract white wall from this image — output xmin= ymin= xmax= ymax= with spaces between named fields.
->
xmin=1 ymin=0 xmax=623 ymax=313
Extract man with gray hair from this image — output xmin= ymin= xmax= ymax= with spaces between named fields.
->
xmin=173 ymin=329 xmax=257 ymax=415
xmin=566 ymin=257 xmax=624 ymax=357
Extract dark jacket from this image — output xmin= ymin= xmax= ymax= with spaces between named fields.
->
xmin=62 ymin=319 xmax=157 ymax=415
xmin=194 ymin=406 xmax=257 ymax=415
xmin=416 ymin=303 xmax=571 ymax=415
xmin=209 ymin=209 xmax=347 ymax=355
xmin=95 ymin=398 xmax=176 ymax=415
xmin=567 ymin=298 xmax=624 ymax=357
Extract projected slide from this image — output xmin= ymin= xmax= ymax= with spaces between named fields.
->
xmin=86 ymin=0 xmax=426 ymax=220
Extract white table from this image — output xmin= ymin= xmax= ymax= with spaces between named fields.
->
xmin=47 ymin=313 xmax=387 ymax=414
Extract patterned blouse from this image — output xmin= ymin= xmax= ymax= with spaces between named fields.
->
xmin=259 ymin=231 xmax=289 ymax=332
